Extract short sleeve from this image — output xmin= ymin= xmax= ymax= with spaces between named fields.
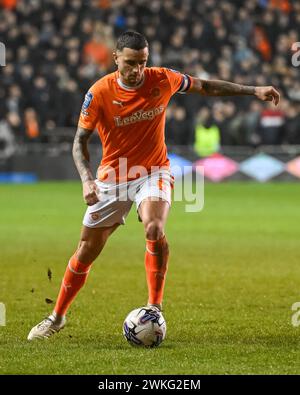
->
xmin=163 ymin=68 xmax=192 ymax=96
xmin=78 ymin=87 xmax=101 ymax=130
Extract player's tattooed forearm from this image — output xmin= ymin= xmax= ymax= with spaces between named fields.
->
xmin=200 ymin=80 xmax=255 ymax=96
xmin=72 ymin=127 xmax=94 ymax=183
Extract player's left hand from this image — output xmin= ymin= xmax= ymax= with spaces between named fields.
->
xmin=254 ymin=86 xmax=280 ymax=106
xmin=82 ymin=180 xmax=99 ymax=206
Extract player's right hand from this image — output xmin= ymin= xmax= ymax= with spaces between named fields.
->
xmin=82 ymin=180 xmax=99 ymax=206
xmin=254 ymin=86 xmax=280 ymax=105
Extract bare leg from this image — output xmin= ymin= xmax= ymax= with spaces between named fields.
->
xmin=76 ymin=223 xmax=120 ymax=263
xmin=27 ymin=222 xmax=120 ymax=340
xmin=52 ymin=223 xmax=120 ymax=319
xmin=138 ymin=199 xmax=170 ymax=240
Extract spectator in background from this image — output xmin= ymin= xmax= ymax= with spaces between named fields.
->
xmin=286 ymin=81 xmax=300 ymax=103
xmin=6 ymin=111 xmax=22 ymax=138
xmin=150 ymin=41 xmax=162 ymax=66
xmin=285 ymin=104 xmax=300 ymax=144
xmin=16 ymin=64 xmax=34 ymax=94
xmin=194 ymin=107 xmax=220 ymax=157
xmin=243 ymin=101 xmax=263 ymax=146
xmin=83 ymin=33 xmax=112 ymax=71
xmin=253 ymin=26 xmax=272 ymax=62
xmin=234 ymin=8 xmax=253 ymax=40
xmin=0 ymin=116 xmax=16 ymax=160
xmin=31 ymin=76 xmax=50 ymax=126
xmin=219 ymin=101 xmax=245 ymax=145
xmin=6 ymin=84 xmax=23 ymax=114
xmin=259 ymin=102 xmax=285 ymax=145
xmin=56 ymin=80 xmax=82 ymax=127
xmin=24 ymin=108 xmax=40 ymax=141
xmin=166 ymin=105 xmax=190 ymax=146
xmin=83 ymin=22 xmax=114 ymax=73
xmin=0 ymin=0 xmax=17 ymax=11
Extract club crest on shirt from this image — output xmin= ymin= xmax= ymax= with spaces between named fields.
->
xmin=150 ymin=87 xmax=161 ymax=97
xmin=90 ymin=212 xmax=100 ymax=221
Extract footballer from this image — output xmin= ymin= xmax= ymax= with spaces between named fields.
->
xmin=28 ymin=31 xmax=280 ymax=340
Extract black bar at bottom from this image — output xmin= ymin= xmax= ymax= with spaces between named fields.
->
xmin=0 ymin=375 xmax=298 ymax=393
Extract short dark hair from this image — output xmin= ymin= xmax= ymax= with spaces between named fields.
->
xmin=116 ymin=31 xmax=148 ymax=51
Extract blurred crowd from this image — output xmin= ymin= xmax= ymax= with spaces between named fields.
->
xmin=0 ymin=0 xmax=300 ymax=154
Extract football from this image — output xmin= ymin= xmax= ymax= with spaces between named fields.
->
xmin=123 ymin=307 xmax=167 ymax=347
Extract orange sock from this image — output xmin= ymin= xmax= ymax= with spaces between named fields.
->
xmin=54 ymin=253 xmax=92 ymax=317
xmin=145 ymin=235 xmax=169 ymax=306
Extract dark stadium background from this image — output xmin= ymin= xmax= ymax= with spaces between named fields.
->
xmin=0 ymin=0 xmax=299 ymax=181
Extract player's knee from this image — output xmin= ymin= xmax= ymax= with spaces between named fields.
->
xmin=145 ymin=220 xmax=164 ymax=240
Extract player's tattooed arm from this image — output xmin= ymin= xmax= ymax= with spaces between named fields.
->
xmin=73 ymin=126 xmax=99 ymax=205
xmin=189 ymin=78 xmax=280 ymax=105
xmin=190 ymin=78 xmax=256 ymax=96
xmin=72 ymin=126 xmax=94 ymax=182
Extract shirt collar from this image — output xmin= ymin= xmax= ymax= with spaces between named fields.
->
xmin=116 ymin=73 xmax=145 ymax=91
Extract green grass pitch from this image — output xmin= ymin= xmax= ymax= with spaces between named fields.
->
xmin=0 ymin=181 xmax=300 ymax=374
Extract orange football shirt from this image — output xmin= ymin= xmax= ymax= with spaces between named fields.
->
xmin=78 ymin=67 xmax=192 ymax=183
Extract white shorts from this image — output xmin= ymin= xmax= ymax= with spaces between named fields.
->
xmin=83 ymin=170 xmax=173 ymax=228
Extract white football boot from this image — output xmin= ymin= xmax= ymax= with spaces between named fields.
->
xmin=27 ymin=314 xmax=66 ymax=340
xmin=147 ymin=303 xmax=162 ymax=312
